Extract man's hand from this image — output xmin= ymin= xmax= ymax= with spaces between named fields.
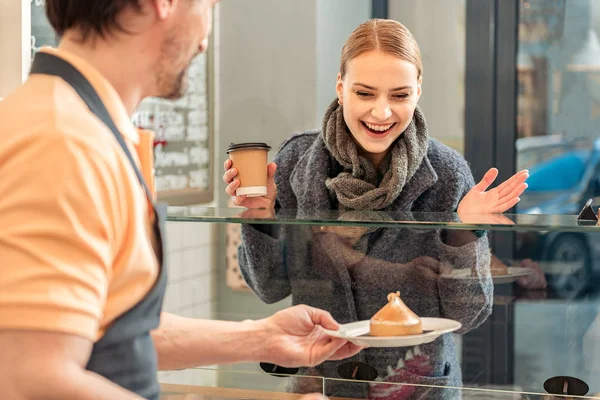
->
xmin=257 ymin=305 xmax=363 ymax=368
xmin=458 ymin=168 xmax=529 ymax=214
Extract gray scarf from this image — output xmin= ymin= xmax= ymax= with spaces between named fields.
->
xmin=322 ymin=99 xmax=429 ymax=211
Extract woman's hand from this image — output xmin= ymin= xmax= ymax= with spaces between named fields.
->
xmin=458 ymin=168 xmax=529 ymax=214
xmin=223 ymin=158 xmax=278 ymax=209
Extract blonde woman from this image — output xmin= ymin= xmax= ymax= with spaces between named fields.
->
xmin=225 ymin=19 xmax=527 ymax=399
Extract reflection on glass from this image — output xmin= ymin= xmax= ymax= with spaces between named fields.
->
xmin=517 ymin=0 xmax=600 ymax=216
xmin=234 ymin=219 xmax=493 ymax=398
xmin=169 ymin=206 xmax=600 ymax=397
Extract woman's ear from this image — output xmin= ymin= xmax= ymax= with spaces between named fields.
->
xmin=336 ymin=72 xmax=344 ymax=105
xmin=416 ymin=75 xmax=423 ymax=100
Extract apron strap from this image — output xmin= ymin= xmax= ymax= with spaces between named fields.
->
xmin=30 ymin=52 xmax=154 ymax=204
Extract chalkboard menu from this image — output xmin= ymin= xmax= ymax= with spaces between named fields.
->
xmin=30 ymin=2 xmax=214 ymax=205
xmin=31 ymin=0 xmax=58 ymax=57
xmin=132 ymin=52 xmax=214 ymax=205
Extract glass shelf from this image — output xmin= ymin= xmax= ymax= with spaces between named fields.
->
xmin=165 ymin=206 xmax=600 ymax=395
xmin=158 ymin=367 xmax=600 ymax=399
xmin=167 ymin=206 xmax=600 ymax=232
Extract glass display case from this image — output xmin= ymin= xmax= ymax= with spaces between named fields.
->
xmin=158 ymin=368 xmax=593 ymax=399
xmin=162 ymin=207 xmax=600 ymax=399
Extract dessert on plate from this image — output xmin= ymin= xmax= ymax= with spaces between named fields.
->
xmin=370 ymin=291 xmax=423 ymax=337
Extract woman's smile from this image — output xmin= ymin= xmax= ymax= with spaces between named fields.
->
xmin=360 ymin=121 xmax=398 ymax=138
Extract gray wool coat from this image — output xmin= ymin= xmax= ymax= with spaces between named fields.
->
xmin=238 ymin=131 xmax=493 ymax=399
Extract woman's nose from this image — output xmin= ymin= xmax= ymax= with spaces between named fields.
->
xmin=371 ymin=102 xmax=392 ymax=121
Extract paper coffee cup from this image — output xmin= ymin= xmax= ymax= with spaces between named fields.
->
xmin=226 ymin=142 xmax=272 ymax=197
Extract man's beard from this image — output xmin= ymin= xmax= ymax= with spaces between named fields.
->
xmin=161 ymin=68 xmax=188 ymax=100
xmin=155 ymin=34 xmax=193 ymax=100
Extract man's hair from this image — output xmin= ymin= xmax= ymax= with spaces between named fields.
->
xmin=46 ymin=0 xmax=143 ymax=40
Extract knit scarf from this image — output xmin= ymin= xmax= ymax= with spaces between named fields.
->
xmin=322 ymin=99 xmax=429 ymax=211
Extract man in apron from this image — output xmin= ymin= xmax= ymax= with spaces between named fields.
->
xmin=0 ymin=1 xmax=362 ymax=399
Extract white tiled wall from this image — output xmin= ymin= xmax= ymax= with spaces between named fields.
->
xmin=158 ymin=220 xmax=219 ymax=386
xmin=164 ymin=221 xmax=217 ymax=317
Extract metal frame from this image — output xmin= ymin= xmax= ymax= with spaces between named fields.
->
xmin=463 ymin=0 xmax=520 ymax=385
xmin=465 ymin=0 xmax=519 ymax=214
xmin=371 ymin=0 xmax=388 ymax=19
xmin=464 ymin=0 xmax=519 ymax=262
xmin=465 ymin=0 xmax=497 ymax=181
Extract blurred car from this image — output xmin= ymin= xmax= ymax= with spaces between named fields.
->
xmin=516 ymin=136 xmax=600 ymax=298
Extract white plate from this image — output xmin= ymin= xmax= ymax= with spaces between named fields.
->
xmin=446 ymin=267 xmax=534 ymax=284
xmin=323 ymin=318 xmax=461 ymax=348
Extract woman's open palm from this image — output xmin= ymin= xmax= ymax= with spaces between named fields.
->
xmin=457 ymin=168 xmax=529 ymax=214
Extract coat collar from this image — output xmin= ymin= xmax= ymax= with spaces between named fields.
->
xmin=289 ymin=133 xmax=439 ymax=212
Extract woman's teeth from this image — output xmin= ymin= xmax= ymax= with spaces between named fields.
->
xmin=363 ymin=121 xmax=395 ymax=133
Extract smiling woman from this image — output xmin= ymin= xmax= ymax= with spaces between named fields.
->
xmin=336 ymin=20 xmax=423 ymax=168
xmin=224 ymin=17 xmax=529 ymax=399
xmin=336 ymin=50 xmax=422 ymax=168
xmin=225 ymin=18 xmax=528 ymax=213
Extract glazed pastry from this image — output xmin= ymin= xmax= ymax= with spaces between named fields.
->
xmin=370 ymin=292 xmax=422 ymax=336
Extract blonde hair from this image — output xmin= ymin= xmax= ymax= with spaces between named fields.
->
xmin=340 ymin=19 xmax=423 ymax=79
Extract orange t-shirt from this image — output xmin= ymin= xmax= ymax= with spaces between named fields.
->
xmin=0 ymin=47 xmax=159 ymax=341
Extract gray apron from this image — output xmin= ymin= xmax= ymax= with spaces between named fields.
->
xmin=30 ymin=52 xmax=168 ymax=400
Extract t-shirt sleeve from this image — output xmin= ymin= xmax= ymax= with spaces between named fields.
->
xmin=0 ymin=133 xmax=123 ymax=341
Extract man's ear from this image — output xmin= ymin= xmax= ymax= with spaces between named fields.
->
xmin=151 ymin=0 xmax=177 ymax=20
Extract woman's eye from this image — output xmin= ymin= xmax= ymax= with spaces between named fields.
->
xmin=393 ymin=94 xmax=410 ymax=99
xmin=356 ymin=91 xmax=372 ymax=97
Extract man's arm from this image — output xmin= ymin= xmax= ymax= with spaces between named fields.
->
xmin=0 ymin=330 xmax=143 ymax=400
xmin=153 ymin=306 xmax=363 ymax=371
xmin=152 ymin=313 xmax=266 ymax=370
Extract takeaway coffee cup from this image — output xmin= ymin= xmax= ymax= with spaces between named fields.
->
xmin=226 ymin=142 xmax=272 ymax=197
